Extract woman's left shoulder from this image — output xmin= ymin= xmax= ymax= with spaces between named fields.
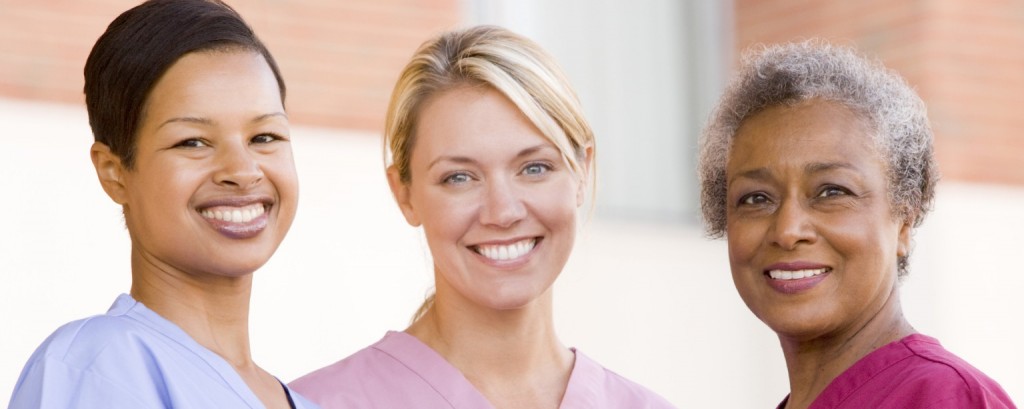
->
xmin=896 ymin=334 xmax=1016 ymax=408
xmin=562 ymin=350 xmax=678 ymax=409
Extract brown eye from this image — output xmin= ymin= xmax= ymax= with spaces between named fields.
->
xmin=818 ymin=185 xmax=851 ymax=198
xmin=251 ymin=133 xmax=281 ymax=144
xmin=173 ymin=138 xmax=207 ymax=148
xmin=740 ymin=193 xmax=770 ymax=205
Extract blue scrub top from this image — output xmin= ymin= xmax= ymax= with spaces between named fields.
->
xmin=9 ymin=294 xmax=318 ymax=408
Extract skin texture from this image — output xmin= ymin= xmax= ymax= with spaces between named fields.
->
xmin=389 ymin=85 xmax=590 ymax=408
xmin=725 ymin=99 xmax=915 ymax=409
xmin=90 ymin=50 xmax=297 ymax=409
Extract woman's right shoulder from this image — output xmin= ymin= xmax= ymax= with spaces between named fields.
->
xmin=29 ymin=312 xmax=152 ymax=365
xmin=290 ymin=332 xmax=452 ymax=408
xmin=9 ymin=314 xmax=165 ymax=408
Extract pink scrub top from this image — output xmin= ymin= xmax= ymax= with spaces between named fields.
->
xmin=291 ymin=331 xmax=676 ymax=408
xmin=777 ymin=334 xmax=1016 ymax=409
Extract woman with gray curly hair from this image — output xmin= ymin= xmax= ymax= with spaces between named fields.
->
xmin=698 ymin=40 xmax=1014 ymax=408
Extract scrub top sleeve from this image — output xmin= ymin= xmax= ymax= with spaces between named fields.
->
xmin=9 ymin=356 xmax=160 ymax=409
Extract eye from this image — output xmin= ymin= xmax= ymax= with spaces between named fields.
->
xmin=739 ymin=192 xmax=770 ymax=206
xmin=251 ymin=133 xmax=283 ymax=144
xmin=442 ymin=172 xmax=473 ymax=185
xmin=522 ymin=162 xmax=552 ymax=176
xmin=173 ymin=138 xmax=208 ymax=148
xmin=818 ymin=185 xmax=852 ymax=198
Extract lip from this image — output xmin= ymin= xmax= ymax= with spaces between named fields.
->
xmin=468 ymin=236 xmax=542 ymax=268
xmin=763 ymin=261 xmax=831 ymax=294
xmin=195 ymin=195 xmax=274 ymax=239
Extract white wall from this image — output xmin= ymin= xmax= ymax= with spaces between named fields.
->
xmin=1 ymin=98 xmax=1021 ymax=407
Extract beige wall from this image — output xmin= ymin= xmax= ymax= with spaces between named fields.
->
xmin=2 ymin=98 xmax=1021 ymax=406
xmin=736 ymin=0 xmax=1024 ymax=185
xmin=0 ymin=0 xmax=460 ymax=131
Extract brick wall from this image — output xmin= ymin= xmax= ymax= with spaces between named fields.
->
xmin=736 ymin=0 xmax=1024 ymax=185
xmin=0 ymin=0 xmax=461 ymax=132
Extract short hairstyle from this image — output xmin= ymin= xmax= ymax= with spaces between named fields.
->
xmin=384 ymin=25 xmax=594 ymax=185
xmin=84 ymin=0 xmax=285 ymax=169
xmin=697 ymin=40 xmax=938 ymax=276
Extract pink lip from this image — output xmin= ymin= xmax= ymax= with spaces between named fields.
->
xmin=763 ymin=261 xmax=831 ymax=295
xmin=196 ymin=195 xmax=273 ymax=239
xmin=467 ymin=235 xmax=539 ymax=247
xmin=195 ymin=195 xmax=273 ymax=209
xmin=467 ymin=237 xmax=542 ymax=269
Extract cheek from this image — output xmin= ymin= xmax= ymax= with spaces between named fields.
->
xmin=415 ymin=191 xmax=474 ymax=244
xmin=533 ymin=185 xmax=579 ymax=231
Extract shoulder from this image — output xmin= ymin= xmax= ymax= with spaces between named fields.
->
xmin=893 ymin=335 xmax=1016 ymax=407
xmin=24 ymin=312 xmax=159 ymax=370
xmin=563 ymin=351 xmax=677 ymax=408
xmin=10 ymin=313 xmax=168 ymax=407
xmin=290 ymin=333 xmax=439 ymax=407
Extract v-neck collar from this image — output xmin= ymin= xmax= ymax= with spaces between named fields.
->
xmin=111 ymin=293 xmax=268 ymax=408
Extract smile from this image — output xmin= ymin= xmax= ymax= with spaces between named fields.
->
xmin=197 ymin=202 xmax=269 ymax=239
xmin=767 ymin=267 xmax=830 ymax=280
xmin=472 ymin=238 xmax=537 ymax=261
xmin=200 ymin=203 xmax=266 ymax=223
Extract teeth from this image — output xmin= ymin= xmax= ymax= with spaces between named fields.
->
xmin=200 ymin=203 xmax=265 ymax=223
xmin=768 ymin=268 xmax=828 ymax=280
xmin=476 ymin=239 xmax=536 ymax=261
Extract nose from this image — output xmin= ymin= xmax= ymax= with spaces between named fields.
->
xmin=214 ymin=142 xmax=263 ymax=189
xmin=769 ymin=197 xmax=816 ymax=250
xmin=479 ymin=177 xmax=526 ymax=228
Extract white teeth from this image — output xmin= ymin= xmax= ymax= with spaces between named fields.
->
xmin=200 ymin=203 xmax=265 ymax=223
xmin=476 ymin=239 xmax=536 ymax=261
xmin=768 ymin=268 xmax=829 ymax=280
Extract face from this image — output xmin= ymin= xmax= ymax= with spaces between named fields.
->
xmin=725 ymin=99 xmax=911 ymax=341
xmin=390 ymin=86 xmax=588 ymax=310
xmin=95 ymin=50 xmax=297 ymax=279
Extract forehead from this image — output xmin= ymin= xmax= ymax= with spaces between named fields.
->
xmin=142 ymin=50 xmax=283 ymax=124
xmin=412 ymin=86 xmax=556 ymax=160
xmin=727 ymin=99 xmax=882 ymax=174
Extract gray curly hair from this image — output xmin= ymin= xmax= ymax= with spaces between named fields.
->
xmin=697 ymin=40 xmax=938 ymax=276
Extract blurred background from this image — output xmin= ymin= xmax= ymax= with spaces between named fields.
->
xmin=1 ymin=0 xmax=1022 ymax=406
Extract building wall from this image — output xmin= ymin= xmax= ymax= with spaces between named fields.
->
xmin=735 ymin=0 xmax=1024 ymax=185
xmin=0 ymin=0 xmax=461 ymax=131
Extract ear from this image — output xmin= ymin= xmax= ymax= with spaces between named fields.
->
xmin=576 ymin=143 xmax=594 ymax=207
xmin=896 ymin=216 xmax=914 ymax=258
xmin=90 ymin=142 xmax=128 ymax=205
xmin=387 ymin=165 xmax=421 ymax=227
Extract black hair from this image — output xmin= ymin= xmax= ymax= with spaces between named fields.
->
xmin=84 ymin=0 xmax=285 ymax=169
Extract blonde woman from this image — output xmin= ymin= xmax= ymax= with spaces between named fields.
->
xmin=291 ymin=26 xmax=674 ymax=408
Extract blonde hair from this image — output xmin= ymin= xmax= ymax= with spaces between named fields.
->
xmin=384 ymin=25 xmax=595 ymax=321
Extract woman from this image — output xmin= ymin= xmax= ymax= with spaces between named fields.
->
xmin=291 ymin=26 xmax=674 ymax=408
xmin=9 ymin=1 xmax=314 ymax=407
xmin=698 ymin=41 xmax=1015 ymax=408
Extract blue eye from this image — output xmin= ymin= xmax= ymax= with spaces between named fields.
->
xmin=443 ymin=172 xmax=472 ymax=185
xmin=522 ymin=163 xmax=551 ymax=176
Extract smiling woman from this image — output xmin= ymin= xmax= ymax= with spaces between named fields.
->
xmin=289 ymin=25 xmax=675 ymax=408
xmin=699 ymin=40 xmax=1016 ymax=409
xmin=8 ymin=1 xmax=314 ymax=408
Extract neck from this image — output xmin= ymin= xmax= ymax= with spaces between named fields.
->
xmin=129 ymin=247 xmax=256 ymax=369
xmin=779 ymin=287 xmax=915 ymax=409
xmin=406 ymin=276 xmax=574 ymax=409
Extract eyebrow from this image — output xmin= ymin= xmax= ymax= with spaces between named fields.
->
xmin=156 ymin=112 xmax=287 ymax=130
xmin=730 ymin=161 xmax=859 ymax=184
xmin=426 ymin=143 xmax=556 ymax=171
